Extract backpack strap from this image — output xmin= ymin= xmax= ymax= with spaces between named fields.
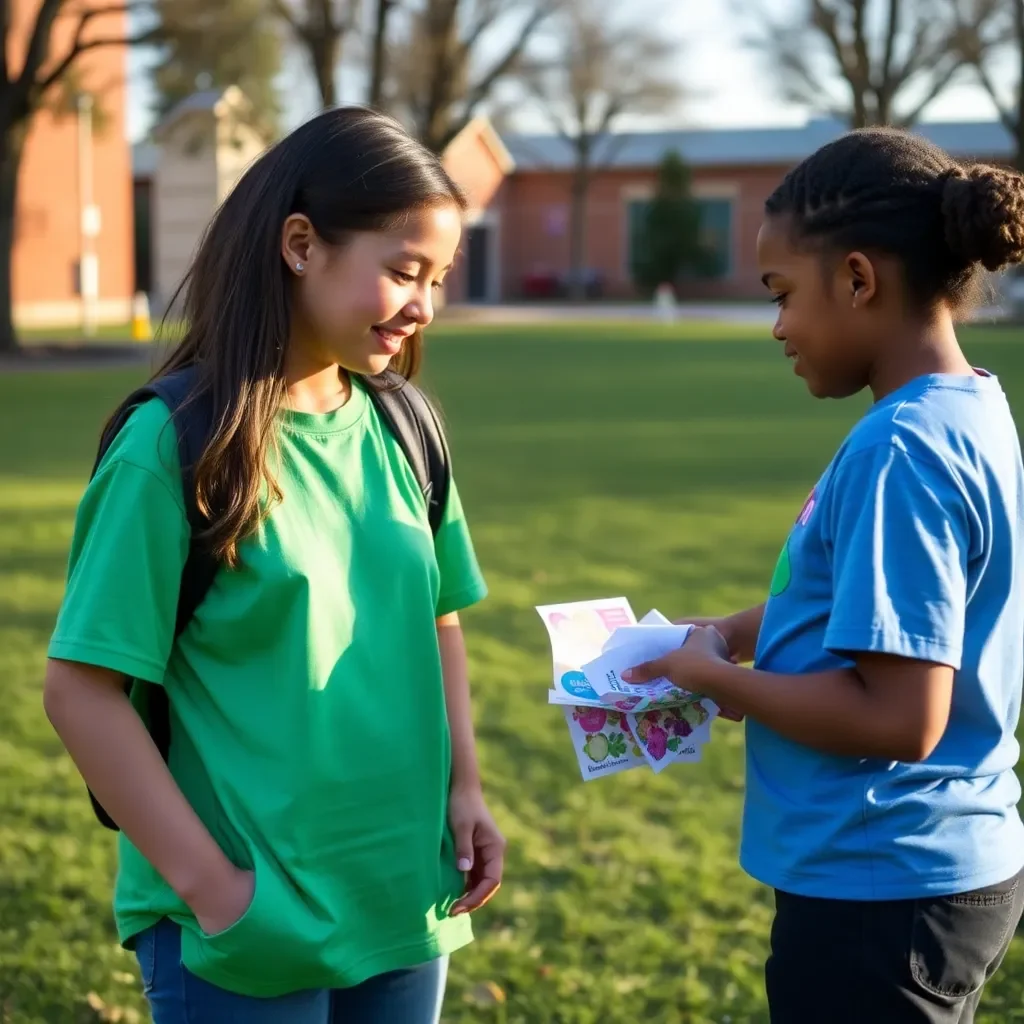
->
xmin=87 ymin=367 xmax=218 ymax=831
xmin=148 ymin=369 xmax=219 ymax=635
xmin=363 ymin=370 xmax=451 ymax=536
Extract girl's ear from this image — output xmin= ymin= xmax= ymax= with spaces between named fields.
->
xmin=281 ymin=214 xmax=315 ymax=275
xmin=844 ymin=251 xmax=878 ymax=307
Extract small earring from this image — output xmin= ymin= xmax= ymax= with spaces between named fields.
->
xmin=295 ymin=262 xmax=304 ymax=272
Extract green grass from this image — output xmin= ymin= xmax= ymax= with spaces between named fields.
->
xmin=15 ymin=323 xmax=135 ymax=344
xmin=1 ymin=321 xmax=1022 ymax=1023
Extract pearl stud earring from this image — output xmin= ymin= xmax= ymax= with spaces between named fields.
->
xmin=295 ymin=262 xmax=304 ymax=272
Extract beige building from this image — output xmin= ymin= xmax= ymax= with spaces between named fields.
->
xmin=148 ymin=87 xmax=264 ymax=312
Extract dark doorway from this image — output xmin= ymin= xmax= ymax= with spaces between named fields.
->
xmin=466 ymin=225 xmax=490 ymax=301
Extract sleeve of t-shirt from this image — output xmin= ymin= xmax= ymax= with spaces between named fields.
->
xmin=822 ymin=443 xmax=969 ymax=669
xmin=434 ymin=477 xmax=488 ymax=618
xmin=47 ymin=457 xmax=189 ymax=684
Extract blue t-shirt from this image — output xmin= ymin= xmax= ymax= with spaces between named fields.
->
xmin=744 ymin=371 xmax=1024 ymax=900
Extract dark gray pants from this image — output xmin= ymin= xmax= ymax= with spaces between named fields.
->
xmin=767 ymin=869 xmax=1024 ymax=1023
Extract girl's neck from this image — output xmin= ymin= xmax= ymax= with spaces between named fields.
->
xmin=868 ymin=315 xmax=974 ymax=402
xmin=283 ymin=350 xmax=351 ymax=415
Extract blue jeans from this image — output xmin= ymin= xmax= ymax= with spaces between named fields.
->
xmin=135 ymin=918 xmax=449 ymax=1024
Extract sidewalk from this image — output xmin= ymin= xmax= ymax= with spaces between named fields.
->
xmin=440 ymin=301 xmax=1007 ymax=324
xmin=0 ymin=342 xmax=154 ymax=372
xmin=440 ymin=301 xmax=777 ymax=324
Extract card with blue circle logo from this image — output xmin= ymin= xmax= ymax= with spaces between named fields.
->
xmin=537 ymin=599 xmax=720 ymax=781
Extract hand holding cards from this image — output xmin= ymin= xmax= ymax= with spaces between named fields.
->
xmin=538 ymin=597 xmax=719 ymax=781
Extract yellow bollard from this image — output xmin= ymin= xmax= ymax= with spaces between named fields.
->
xmin=131 ymin=291 xmax=152 ymax=342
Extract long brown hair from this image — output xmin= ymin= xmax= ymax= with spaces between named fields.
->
xmin=113 ymin=107 xmax=466 ymax=566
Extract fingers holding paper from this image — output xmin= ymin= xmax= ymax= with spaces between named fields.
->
xmin=622 ymin=624 xmax=731 ymax=687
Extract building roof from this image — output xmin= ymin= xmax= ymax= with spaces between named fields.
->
xmin=133 ymin=141 xmax=158 ymax=177
xmin=501 ymin=117 xmax=1015 ymax=170
xmin=457 ymin=115 xmax=516 ymax=174
xmin=152 ymin=85 xmax=249 ymax=140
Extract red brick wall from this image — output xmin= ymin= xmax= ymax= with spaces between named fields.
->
xmin=10 ymin=0 xmax=133 ymax=322
xmin=442 ymin=124 xmax=510 ymax=304
xmin=501 ymin=163 xmax=791 ymax=300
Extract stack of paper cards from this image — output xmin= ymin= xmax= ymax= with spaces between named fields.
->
xmin=537 ymin=597 xmax=719 ymax=781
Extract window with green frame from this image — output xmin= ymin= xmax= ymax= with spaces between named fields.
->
xmin=627 ymin=196 xmax=734 ymax=279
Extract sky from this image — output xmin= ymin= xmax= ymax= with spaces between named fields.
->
xmin=125 ymin=0 xmax=1004 ymax=144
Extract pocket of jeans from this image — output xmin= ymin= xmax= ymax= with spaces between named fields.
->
xmin=910 ymin=877 xmax=1020 ymax=999
xmin=133 ymin=923 xmax=159 ymax=994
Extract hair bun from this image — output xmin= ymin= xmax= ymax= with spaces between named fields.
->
xmin=941 ymin=164 xmax=1024 ymax=272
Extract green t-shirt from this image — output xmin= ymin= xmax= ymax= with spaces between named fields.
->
xmin=48 ymin=379 xmax=488 ymax=997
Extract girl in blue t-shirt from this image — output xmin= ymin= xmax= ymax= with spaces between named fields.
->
xmin=626 ymin=128 xmax=1024 ymax=1022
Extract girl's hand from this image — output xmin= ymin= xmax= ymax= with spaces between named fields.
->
xmin=622 ymin=625 xmax=733 ymax=694
xmin=670 ymin=618 xmax=745 ymax=720
xmin=190 ymin=865 xmax=255 ymax=936
xmin=448 ymin=784 xmax=505 ymax=916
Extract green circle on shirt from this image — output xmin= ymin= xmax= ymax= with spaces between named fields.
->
xmin=770 ymin=539 xmax=792 ymax=597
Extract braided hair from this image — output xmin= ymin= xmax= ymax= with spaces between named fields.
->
xmin=765 ymin=127 xmax=1024 ymax=314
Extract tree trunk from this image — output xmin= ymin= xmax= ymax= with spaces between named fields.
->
xmin=849 ymin=84 xmax=868 ymax=128
xmin=0 ymin=123 xmax=24 ymax=354
xmin=568 ymin=160 xmax=589 ymax=302
xmin=309 ymin=33 xmax=340 ymax=108
xmin=368 ymin=0 xmax=393 ymax=108
xmin=1015 ymin=0 xmax=1024 ymax=170
xmin=422 ymin=107 xmax=452 ymax=154
xmin=420 ymin=0 xmax=461 ymax=153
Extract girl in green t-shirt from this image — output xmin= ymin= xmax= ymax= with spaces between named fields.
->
xmin=44 ymin=107 xmax=503 ymax=1024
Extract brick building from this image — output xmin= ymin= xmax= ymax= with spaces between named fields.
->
xmin=12 ymin=0 xmax=133 ymax=328
xmin=441 ymin=117 xmax=1016 ymax=303
xmin=133 ymin=110 xmax=1016 ymax=308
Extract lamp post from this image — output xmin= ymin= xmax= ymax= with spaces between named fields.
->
xmin=76 ymin=92 xmax=99 ymax=337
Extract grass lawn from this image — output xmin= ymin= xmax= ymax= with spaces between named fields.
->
xmin=1 ymin=321 xmax=1022 ymax=1023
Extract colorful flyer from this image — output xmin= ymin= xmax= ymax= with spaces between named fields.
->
xmin=537 ymin=597 xmax=636 ymax=704
xmin=538 ymin=598 xmax=721 ymax=782
xmin=562 ymin=706 xmax=646 ymax=781
xmin=626 ymin=699 xmax=718 ymax=773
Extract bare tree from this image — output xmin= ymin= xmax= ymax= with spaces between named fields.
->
xmin=0 ymin=1 xmax=152 ymax=353
xmin=388 ymin=0 xmax=550 ymax=153
xmin=746 ymin=0 xmax=977 ymax=128
xmin=955 ymin=0 xmax=1024 ymax=167
xmin=269 ymin=0 xmax=359 ymax=108
xmin=368 ymin=0 xmax=396 ymax=108
xmin=151 ymin=0 xmax=283 ymax=141
xmin=522 ymin=0 xmax=682 ymax=299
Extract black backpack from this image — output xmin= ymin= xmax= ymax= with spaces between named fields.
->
xmin=86 ymin=366 xmax=451 ymax=831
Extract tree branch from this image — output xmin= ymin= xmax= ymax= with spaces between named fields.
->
xmin=972 ymin=47 xmax=1016 ymax=132
xmin=461 ymin=3 xmax=547 ymax=114
xmin=521 ymin=64 xmax=578 ymax=144
xmin=850 ymin=0 xmax=871 ymax=92
xmin=40 ymin=21 xmax=156 ymax=94
xmin=895 ymin=54 xmax=964 ymax=125
xmin=18 ymin=0 xmax=64 ymax=95
xmin=880 ymin=0 xmax=899 ymax=85
xmin=0 ymin=0 xmax=10 ymax=88
xmin=810 ymin=0 xmax=854 ymax=84
xmin=20 ymin=3 xmax=150 ymax=101
xmin=267 ymin=0 xmax=302 ymax=33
